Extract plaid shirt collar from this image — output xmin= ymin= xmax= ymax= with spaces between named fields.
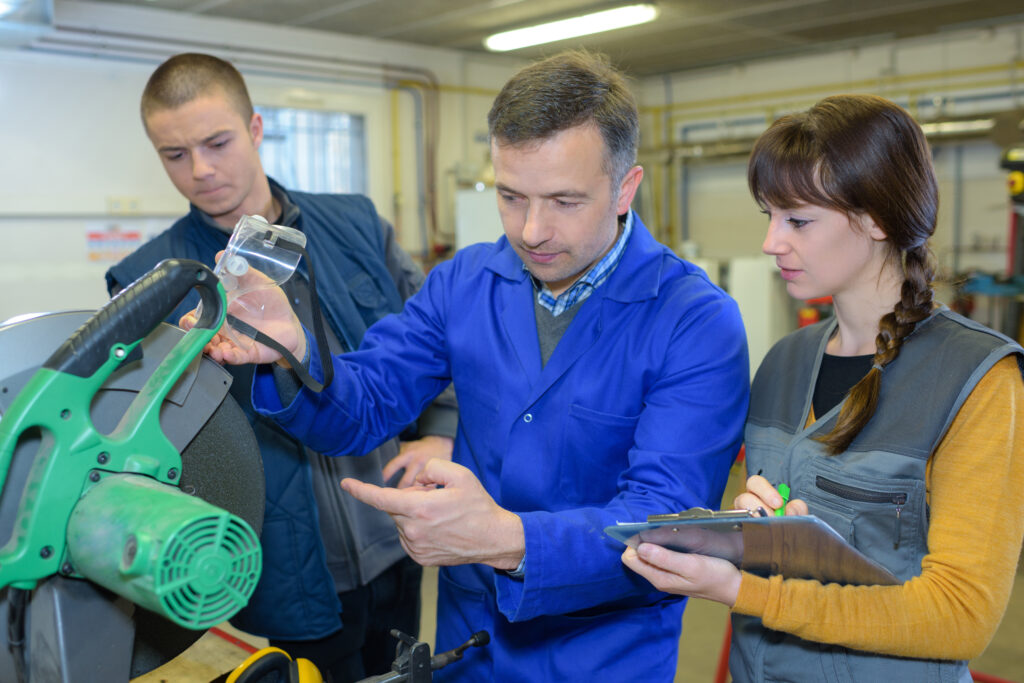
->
xmin=528 ymin=211 xmax=634 ymax=317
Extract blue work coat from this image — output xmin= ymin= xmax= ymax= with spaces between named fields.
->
xmin=254 ymin=213 xmax=750 ymax=681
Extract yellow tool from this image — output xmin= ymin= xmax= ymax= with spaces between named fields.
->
xmin=227 ymin=647 xmax=323 ymax=683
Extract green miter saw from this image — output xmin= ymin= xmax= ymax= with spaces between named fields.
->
xmin=0 ymin=258 xmax=266 ymax=681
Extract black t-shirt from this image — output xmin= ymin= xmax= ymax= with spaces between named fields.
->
xmin=812 ymin=353 xmax=873 ymax=417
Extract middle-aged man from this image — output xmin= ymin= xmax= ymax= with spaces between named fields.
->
xmin=106 ymin=53 xmax=457 ymax=682
xmin=192 ymin=50 xmax=750 ymax=681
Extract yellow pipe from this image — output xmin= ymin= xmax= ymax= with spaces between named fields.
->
xmin=658 ymin=76 xmax=1024 ymax=126
xmin=668 ymin=155 xmax=679 ymax=248
xmin=641 ymin=59 xmax=1024 ymax=118
xmin=391 ymin=88 xmax=403 ymax=242
xmin=393 ymin=79 xmax=500 ymax=98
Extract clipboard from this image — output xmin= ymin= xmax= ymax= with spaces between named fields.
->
xmin=605 ymin=508 xmax=899 ymax=586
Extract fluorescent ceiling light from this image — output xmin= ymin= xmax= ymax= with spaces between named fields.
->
xmin=919 ymin=119 xmax=995 ymax=136
xmin=0 ymin=2 xmax=15 ymax=18
xmin=484 ymin=4 xmax=659 ymax=52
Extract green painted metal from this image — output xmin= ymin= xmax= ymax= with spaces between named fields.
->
xmin=0 ymin=260 xmax=258 ymax=632
xmin=66 ymin=474 xmax=260 ymax=630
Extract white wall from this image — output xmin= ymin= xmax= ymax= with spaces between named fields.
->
xmin=0 ymin=0 xmax=520 ymax=323
xmin=0 ymin=49 xmax=173 ymax=322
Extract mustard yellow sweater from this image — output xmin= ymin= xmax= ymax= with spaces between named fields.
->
xmin=732 ymin=355 xmax=1024 ymax=659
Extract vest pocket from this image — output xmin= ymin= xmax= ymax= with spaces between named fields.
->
xmin=800 ymin=465 xmax=923 ymax=580
xmin=798 ymin=492 xmax=855 ymax=543
xmin=815 ymin=476 xmax=908 ymax=550
xmin=345 ymin=271 xmax=388 ymax=311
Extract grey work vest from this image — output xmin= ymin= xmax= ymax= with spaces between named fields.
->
xmin=732 ymin=308 xmax=1022 ymax=683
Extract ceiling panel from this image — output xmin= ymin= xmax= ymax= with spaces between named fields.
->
xmin=68 ymin=0 xmax=1024 ymax=76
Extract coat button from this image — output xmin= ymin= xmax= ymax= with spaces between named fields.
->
xmin=523 ymin=413 xmax=533 ymax=423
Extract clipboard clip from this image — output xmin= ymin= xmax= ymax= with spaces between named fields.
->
xmin=646 ymin=508 xmax=761 ymax=523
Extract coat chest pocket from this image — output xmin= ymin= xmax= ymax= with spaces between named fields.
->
xmin=559 ymin=403 xmax=640 ymax=505
xmin=454 ymin=384 xmax=502 ymax=460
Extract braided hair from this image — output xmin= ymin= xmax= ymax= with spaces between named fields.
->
xmin=748 ymin=94 xmax=939 ymax=454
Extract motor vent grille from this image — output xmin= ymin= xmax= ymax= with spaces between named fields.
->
xmin=155 ymin=513 xmax=261 ymax=630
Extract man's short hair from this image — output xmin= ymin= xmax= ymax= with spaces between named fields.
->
xmin=487 ymin=50 xmax=639 ymax=185
xmin=141 ymin=53 xmax=253 ymax=129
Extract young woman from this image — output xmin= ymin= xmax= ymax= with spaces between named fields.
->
xmin=621 ymin=94 xmax=1024 ymax=682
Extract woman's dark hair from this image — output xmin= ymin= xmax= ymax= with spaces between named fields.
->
xmin=748 ymin=94 xmax=939 ymax=454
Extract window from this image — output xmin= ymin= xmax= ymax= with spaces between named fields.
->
xmin=256 ymin=106 xmax=367 ymax=195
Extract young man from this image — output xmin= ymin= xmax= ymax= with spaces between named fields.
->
xmin=106 ymin=53 xmax=456 ymax=682
xmin=194 ymin=51 xmax=750 ymax=681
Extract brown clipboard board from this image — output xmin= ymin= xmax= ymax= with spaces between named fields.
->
xmin=605 ymin=509 xmax=899 ymax=586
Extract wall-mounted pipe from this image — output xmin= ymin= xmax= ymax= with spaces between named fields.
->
xmin=642 ymin=59 xmax=1024 ymax=121
xmin=662 ymin=73 xmax=678 ymax=249
xmin=952 ymin=144 xmax=965 ymax=275
xmin=638 ymin=100 xmax=1024 ymax=163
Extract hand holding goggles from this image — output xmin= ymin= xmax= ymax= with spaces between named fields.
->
xmin=205 ymin=214 xmax=334 ymax=392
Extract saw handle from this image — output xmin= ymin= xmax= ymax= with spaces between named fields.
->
xmin=44 ymin=259 xmax=223 ymax=378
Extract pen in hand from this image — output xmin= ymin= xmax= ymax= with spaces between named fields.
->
xmin=775 ymin=483 xmax=791 ymax=516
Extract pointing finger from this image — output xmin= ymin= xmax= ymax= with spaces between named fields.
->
xmin=341 ymin=477 xmax=418 ymax=517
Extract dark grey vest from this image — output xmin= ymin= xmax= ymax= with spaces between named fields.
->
xmin=732 ymin=308 xmax=1022 ymax=683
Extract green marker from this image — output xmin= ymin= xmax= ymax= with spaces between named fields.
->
xmin=775 ymin=483 xmax=791 ymax=516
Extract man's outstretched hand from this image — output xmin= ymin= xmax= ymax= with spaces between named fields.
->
xmin=342 ymin=459 xmax=524 ymax=571
xmin=181 ymin=251 xmax=306 ymax=366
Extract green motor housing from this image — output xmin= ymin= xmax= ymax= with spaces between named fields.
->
xmin=66 ymin=474 xmax=261 ymax=630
